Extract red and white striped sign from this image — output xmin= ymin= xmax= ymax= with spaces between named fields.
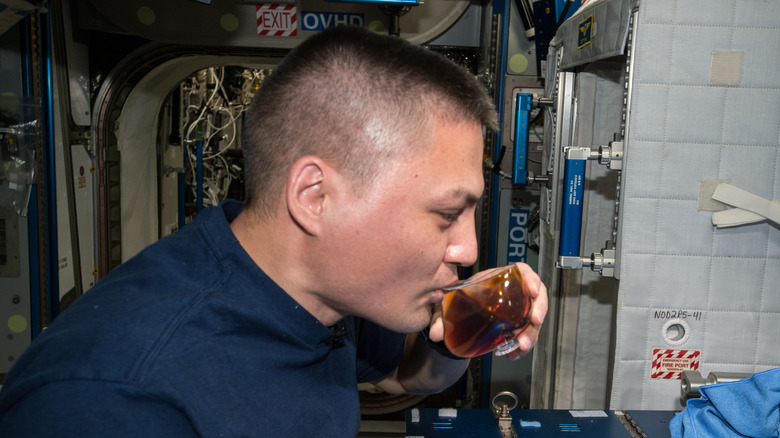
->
xmin=256 ymin=4 xmax=298 ymax=37
xmin=651 ymin=348 xmax=700 ymax=380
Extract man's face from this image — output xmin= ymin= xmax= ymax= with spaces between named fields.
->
xmin=317 ymin=118 xmax=485 ymax=333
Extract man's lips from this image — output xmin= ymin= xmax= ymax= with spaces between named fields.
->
xmin=427 ymin=277 xmax=459 ymax=304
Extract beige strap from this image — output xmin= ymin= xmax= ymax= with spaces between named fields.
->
xmin=711 ymin=183 xmax=780 ymax=228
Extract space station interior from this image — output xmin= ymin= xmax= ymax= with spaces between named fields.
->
xmin=0 ymin=0 xmax=778 ymax=436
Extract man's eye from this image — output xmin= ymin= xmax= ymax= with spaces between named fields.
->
xmin=440 ymin=212 xmax=460 ymax=223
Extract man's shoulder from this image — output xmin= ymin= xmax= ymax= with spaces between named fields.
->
xmin=0 ymin=252 xmax=233 ymax=412
xmin=0 ymin=378 xmax=198 ymax=437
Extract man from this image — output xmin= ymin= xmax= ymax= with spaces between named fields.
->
xmin=0 ymin=26 xmax=548 ymax=436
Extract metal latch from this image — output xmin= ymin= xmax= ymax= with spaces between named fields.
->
xmin=563 ymin=140 xmax=623 ymax=170
xmin=492 ymin=391 xmax=519 ymax=438
xmin=580 ymin=241 xmax=617 ymax=277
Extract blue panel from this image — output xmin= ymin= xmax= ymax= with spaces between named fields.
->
xmin=512 ymin=409 xmax=633 ymax=437
xmin=533 ymin=0 xmax=583 ymax=72
xmin=554 ymin=0 xmax=582 ymax=22
xmin=513 ymin=93 xmax=532 ymax=185
xmin=405 ymin=408 xmax=676 ymax=437
xmin=558 ymin=159 xmax=585 ymax=257
xmin=405 ymin=408 xmax=502 ymax=437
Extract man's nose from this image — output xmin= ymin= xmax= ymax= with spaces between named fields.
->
xmin=443 ymin=215 xmax=478 ymax=267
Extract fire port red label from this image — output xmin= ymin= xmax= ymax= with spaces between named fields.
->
xmin=651 ymin=349 xmax=700 ymax=380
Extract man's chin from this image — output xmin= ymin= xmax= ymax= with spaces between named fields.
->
xmin=375 ymin=312 xmax=432 ymax=335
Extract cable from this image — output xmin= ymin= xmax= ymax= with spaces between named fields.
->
xmin=179 ymin=66 xmax=253 ymax=208
xmin=553 ymin=0 xmax=574 ymax=34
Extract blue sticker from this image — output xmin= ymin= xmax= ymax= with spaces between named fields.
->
xmin=578 ymin=14 xmax=593 ymax=49
xmin=301 ymin=11 xmax=364 ymax=31
xmin=506 ymin=208 xmax=530 ymax=264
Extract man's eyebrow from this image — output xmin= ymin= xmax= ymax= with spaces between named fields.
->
xmin=441 ymin=188 xmax=483 ymax=206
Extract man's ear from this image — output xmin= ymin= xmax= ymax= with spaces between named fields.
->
xmin=287 ymin=156 xmax=329 ymax=235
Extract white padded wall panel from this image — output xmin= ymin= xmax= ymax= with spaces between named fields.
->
xmin=609 ymin=0 xmax=780 ymax=410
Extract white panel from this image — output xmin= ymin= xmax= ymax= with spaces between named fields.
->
xmin=609 ymin=0 xmax=780 ymax=410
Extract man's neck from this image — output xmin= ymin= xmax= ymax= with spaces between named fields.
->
xmin=229 ymin=210 xmax=344 ymax=326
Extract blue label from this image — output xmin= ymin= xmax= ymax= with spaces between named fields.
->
xmin=506 ymin=208 xmax=530 ymax=264
xmin=301 ymin=11 xmax=365 ymax=31
xmin=559 ymin=159 xmax=585 ymax=257
xmin=578 ymin=14 xmax=593 ymax=49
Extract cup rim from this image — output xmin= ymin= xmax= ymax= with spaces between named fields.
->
xmin=441 ymin=264 xmax=517 ymax=291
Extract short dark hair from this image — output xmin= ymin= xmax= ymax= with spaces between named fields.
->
xmin=242 ymin=25 xmax=497 ymax=217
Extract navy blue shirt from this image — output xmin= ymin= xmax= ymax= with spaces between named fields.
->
xmin=0 ymin=200 xmax=406 ymax=437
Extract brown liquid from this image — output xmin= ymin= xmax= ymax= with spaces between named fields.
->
xmin=441 ymin=267 xmax=532 ymax=358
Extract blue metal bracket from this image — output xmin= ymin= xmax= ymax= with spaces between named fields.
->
xmin=41 ymin=8 xmax=60 ymax=321
xmin=513 ymin=93 xmax=532 ymax=185
xmin=557 ymin=147 xmax=587 ymax=268
xmin=20 ymin=16 xmax=42 ymax=337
